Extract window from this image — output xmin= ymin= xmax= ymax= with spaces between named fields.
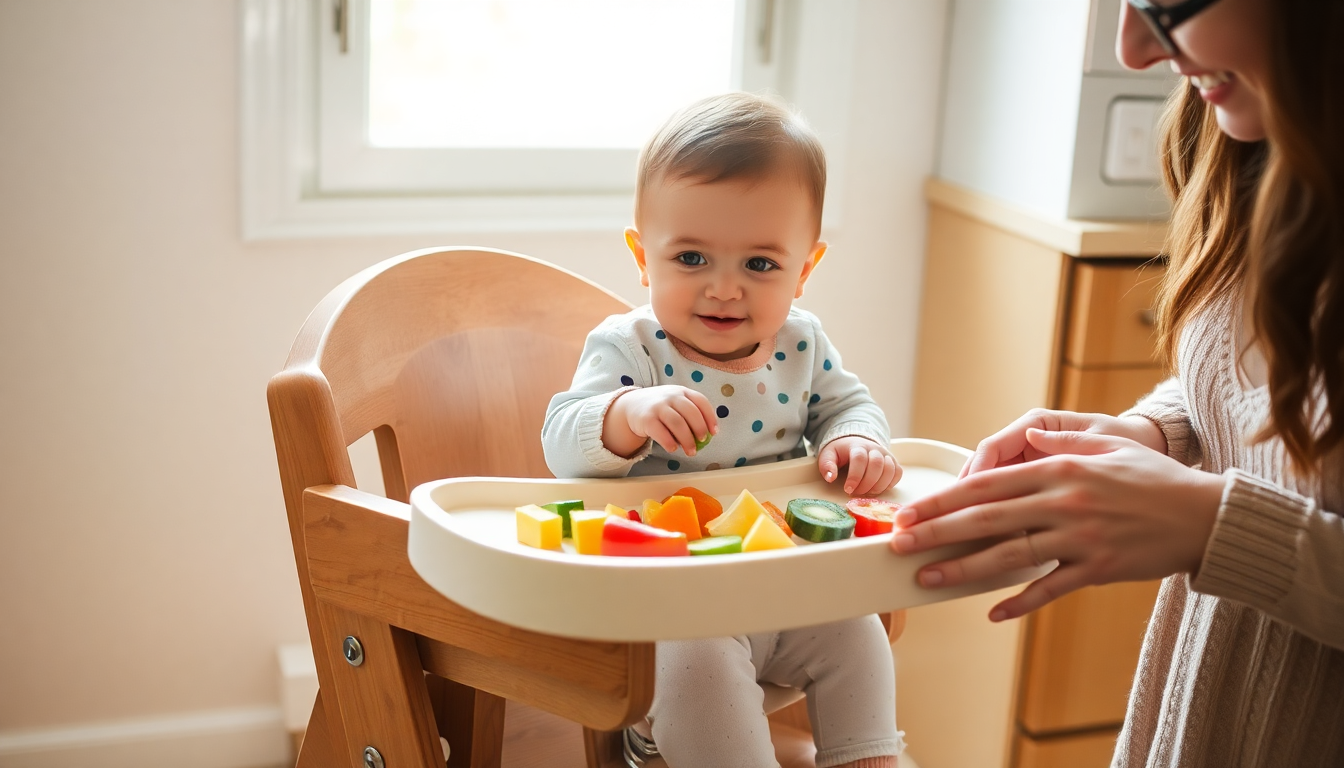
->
xmin=242 ymin=0 xmax=849 ymax=239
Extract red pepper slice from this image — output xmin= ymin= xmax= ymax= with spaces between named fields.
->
xmin=601 ymin=516 xmax=689 ymax=557
xmin=627 ymin=509 xmax=641 ymax=522
xmin=846 ymin=498 xmax=901 ymax=537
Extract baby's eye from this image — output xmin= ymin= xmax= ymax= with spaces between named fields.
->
xmin=676 ymin=251 xmax=707 ymax=266
xmin=746 ymin=256 xmax=779 ymax=273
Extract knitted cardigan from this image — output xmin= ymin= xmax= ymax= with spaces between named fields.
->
xmin=1115 ymin=294 xmax=1344 ymax=767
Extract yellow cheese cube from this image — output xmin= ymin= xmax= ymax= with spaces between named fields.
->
xmin=570 ymin=510 xmax=610 ymax=555
xmin=705 ymin=489 xmax=767 ymax=538
xmin=742 ymin=513 xmax=797 ymax=552
xmin=605 ymin=503 xmax=630 ymax=519
xmin=515 ymin=504 xmax=562 ymax=550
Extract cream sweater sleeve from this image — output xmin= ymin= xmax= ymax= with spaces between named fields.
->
xmin=1191 ymin=470 xmax=1344 ymax=651
xmin=1121 ymin=377 xmax=1203 ymax=467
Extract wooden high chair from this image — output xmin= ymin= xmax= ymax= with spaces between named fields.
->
xmin=268 ymin=247 xmax=905 ymax=768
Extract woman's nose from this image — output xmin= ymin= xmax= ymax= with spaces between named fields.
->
xmin=1116 ymin=3 xmax=1173 ymax=71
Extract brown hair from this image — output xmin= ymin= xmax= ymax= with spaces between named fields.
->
xmin=1155 ymin=0 xmax=1344 ymax=474
xmin=635 ymin=93 xmax=826 ymax=235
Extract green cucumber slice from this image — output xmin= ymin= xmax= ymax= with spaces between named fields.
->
xmin=695 ymin=432 xmax=713 ymax=450
xmin=785 ymin=499 xmax=855 ymax=542
xmin=541 ymin=499 xmax=584 ymax=537
xmin=688 ymin=535 xmax=742 ymax=556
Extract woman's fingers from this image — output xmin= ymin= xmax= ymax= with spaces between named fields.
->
xmin=895 ymin=463 xmax=1044 ymax=528
xmin=1025 ymin=427 xmax=1125 ymax=457
xmin=892 ymin=491 xmax=1054 ymax=556
xmin=913 ymin=528 xmax=1068 ymax=588
xmin=988 ymin=564 xmax=1094 ymax=621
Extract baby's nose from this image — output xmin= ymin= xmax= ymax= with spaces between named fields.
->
xmin=705 ymin=274 xmax=743 ymax=300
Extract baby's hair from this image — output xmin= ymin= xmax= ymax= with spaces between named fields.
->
xmin=635 ymin=93 xmax=826 ymax=234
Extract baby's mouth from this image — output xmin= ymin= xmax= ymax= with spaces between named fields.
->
xmin=698 ymin=315 xmax=745 ymax=331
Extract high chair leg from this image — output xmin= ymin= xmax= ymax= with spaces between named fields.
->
xmin=582 ymin=727 xmax=626 ymax=768
xmin=316 ymin=600 xmax=443 ymax=768
xmin=428 ymin=674 xmax=505 ymax=768
xmin=296 ymin=690 xmax=341 ymax=768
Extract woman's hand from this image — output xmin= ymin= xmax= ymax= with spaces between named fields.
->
xmin=961 ymin=408 xmax=1168 ymax=478
xmin=604 ymin=385 xmax=717 ymax=457
xmin=818 ymin=436 xmax=903 ymax=495
xmin=891 ymin=428 xmax=1224 ymax=621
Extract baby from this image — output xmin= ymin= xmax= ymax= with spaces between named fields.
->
xmin=542 ymin=93 xmax=904 ymax=768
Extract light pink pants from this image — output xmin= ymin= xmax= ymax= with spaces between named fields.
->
xmin=644 ymin=614 xmax=905 ymax=768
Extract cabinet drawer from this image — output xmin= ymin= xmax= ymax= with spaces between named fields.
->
xmin=1019 ymin=580 xmax=1161 ymax=734
xmin=1016 ymin=729 xmax=1118 ymax=768
xmin=1057 ymin=365 xmax=1167 ymax=416
xmin=1064 ymin=261 xmax=1165 ymax=366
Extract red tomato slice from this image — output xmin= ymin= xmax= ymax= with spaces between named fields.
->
xmin=601 ymin=516 xmax=689 ymax=557
xmin=627 ymin=509 xmax=641 ymax=522
xmin=846 ymin=498 xmax=901 ymax=537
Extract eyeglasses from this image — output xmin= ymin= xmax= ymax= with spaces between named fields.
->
xmin=1126 ymin=0 xmax=1224 ymax=55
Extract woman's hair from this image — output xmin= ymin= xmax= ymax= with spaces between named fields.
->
xmin=1155 ymin=0 xmax=1344 ymax=475
xmin=635 ymin=93 xmax=826 ymax=237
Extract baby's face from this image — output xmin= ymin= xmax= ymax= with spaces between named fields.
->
xmin=630 ymin=173 xmax=823 ymax=362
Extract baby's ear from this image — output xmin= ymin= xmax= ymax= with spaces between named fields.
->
xmin=625 ymin=227 xmax=649 ymax=288
xmin=795 ymin=242 xmax=827 ymax=298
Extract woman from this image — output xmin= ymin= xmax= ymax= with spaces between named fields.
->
xmin=891 ymin=0 xmax=1344 ymax=764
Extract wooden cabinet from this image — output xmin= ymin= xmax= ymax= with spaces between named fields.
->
xmin=910 ymin=180 xmax=1169 ymax=768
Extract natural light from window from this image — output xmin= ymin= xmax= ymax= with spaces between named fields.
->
xmin=368 ymin=0 xmax=737 ymax=149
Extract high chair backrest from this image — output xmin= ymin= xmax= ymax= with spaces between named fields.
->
xmin=277 ymin=247 xmax=632 ymax=503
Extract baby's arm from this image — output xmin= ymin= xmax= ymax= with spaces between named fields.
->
xmin=542 ymin=331 xmax=654 ymax=478
xmin=804 ymin=318 xmax=901 ymax=495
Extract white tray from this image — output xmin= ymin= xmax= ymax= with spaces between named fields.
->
xmin=408 ymin=438 xmax=1045 ymax=641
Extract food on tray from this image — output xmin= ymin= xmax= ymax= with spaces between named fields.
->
xmin=601 ymin=516 xmax=689 ymax=557
xmin=742 ymin=513 xmax=797 ymax=552
xmin=642 ymin=498 xmax=663 ymax=522
xmin=605 ymin=503 xmax=628 ymax=519
xmin=688 ymin=535 xmax=743 ymax=556
xmin=695 ymin=432 xmax=713 ymax=450
xmin=664 ymin=486 xmax=723 ymax=535
xmin=785 ymin=499 xmax=855 ymax=542
xmin=540 ymin=499 xmax=584 ymax=537
xmin=760 ymin=501 xmax=794 ymax=538
xmin=515 ymin=504 xmax=563 ymax=550
xmin=569 ymin=510 xmax=611 ymax=555
xmin=648 ymin=495 xmax=702 ymax=541
xmin=846 ymin=498 xmax=901 ymax=537
xmin=705 ymin=489 xmax=768 ymax=538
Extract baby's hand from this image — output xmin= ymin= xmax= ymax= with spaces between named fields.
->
xmin=818 ymin=437 xmax=902 ymax=495
xmin=611 ymin=385 xmax=718 ymax=456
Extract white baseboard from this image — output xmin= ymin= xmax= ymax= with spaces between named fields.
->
xmin=0 ymin=706 xmax=290 ymax=768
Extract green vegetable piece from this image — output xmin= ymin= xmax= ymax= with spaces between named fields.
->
xmin=695 ymin=432 xmax=713 ymax=450
xmin=688 ymin=535 xmax=743 ymax=556
xmin=541 ymin=499 xmax=584 ymax=537
xmin=785 ymin=499 xmax=855 ymax=542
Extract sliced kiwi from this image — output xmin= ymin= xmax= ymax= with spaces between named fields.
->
xmin=785 ymin=499 xmax=855 ymax=542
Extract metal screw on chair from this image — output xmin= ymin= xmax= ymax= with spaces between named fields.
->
xmin=343 ymin=636 xmax=365 ymax=667
xmin=363 ymin=746 xmax=385 ymax=768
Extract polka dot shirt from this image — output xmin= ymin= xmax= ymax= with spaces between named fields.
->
xmin=542 ymin=305 xmax=889 ymax=478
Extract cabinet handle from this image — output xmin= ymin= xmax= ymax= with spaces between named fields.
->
xmin=1138 ymin=309 xmax=1156 ymax=327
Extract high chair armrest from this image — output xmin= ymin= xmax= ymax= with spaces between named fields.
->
xmin=301 ymin=484 xmax=655 ymax=730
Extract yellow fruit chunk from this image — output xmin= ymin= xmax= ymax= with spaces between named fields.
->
xmin=648 ymin=495 xmax=702 ymax=541
xmin=515 ymin=504 xmax=562 ymax=550
xmin=605 ymin=503 xmax=629 ymax=519
xmin=642 ymin=498 xmax=663 ymax=521
xmin=742 ymin=513 xmax=797 ymax=552
xmin=705 ymin=489 xmax=767 ymax=538
xmin=569 ymin=510 xmax=609 ymax=555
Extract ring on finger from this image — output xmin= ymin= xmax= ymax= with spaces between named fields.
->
xmin=1025 ymin=532 xmax=1045 ymax=567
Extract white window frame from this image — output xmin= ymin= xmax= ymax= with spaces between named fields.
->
xmin=240 ymin=0 xmax=853 ymax=240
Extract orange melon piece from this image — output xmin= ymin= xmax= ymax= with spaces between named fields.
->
xmin=647 ymin=495 xmax=702 ymax=541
